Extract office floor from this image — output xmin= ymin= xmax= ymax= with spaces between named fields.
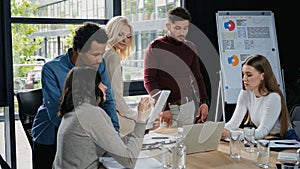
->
xmin=0 ymin=120 xmax=32 ymax=169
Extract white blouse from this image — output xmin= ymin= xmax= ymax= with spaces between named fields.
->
xmin=225 ymin=90 xmax=281 ymax=139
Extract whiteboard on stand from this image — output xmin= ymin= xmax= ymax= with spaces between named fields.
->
xmin=216 ymin=11 xmax=284 ymax=104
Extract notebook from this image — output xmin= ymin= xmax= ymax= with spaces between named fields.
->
xmin=182 ymin=121 xmax=225 ymax=154
xmin=146 ymin=90 xmax=171 ymax=129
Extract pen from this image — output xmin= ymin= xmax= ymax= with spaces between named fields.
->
xmin=274 ymin=142 xmax=297 ymax=145
xmin=151 ymin=136 xmax=169 ymax=139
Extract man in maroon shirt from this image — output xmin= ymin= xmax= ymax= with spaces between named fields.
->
xmin=144 ymin=7 xmax=210 ymax=128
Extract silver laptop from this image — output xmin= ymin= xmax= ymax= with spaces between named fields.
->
xmin=182 ymin=121 xmax=225 ymax=154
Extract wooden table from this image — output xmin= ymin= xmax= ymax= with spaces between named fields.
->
xmin=100 ymin=127 xmax=299 ymax=168
xmin=99 ymin=141 xmax=297 ymax=169
xmin=185 ymin=140 xmax=298 ymax=169
xmin=152 ymin=127 xmax=299 ymax=168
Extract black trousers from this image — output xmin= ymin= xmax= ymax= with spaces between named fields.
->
xmin=32 ymin=141 xmax=56 ymax=169
xmin=32 ymin=126 xmax=58 ymax=169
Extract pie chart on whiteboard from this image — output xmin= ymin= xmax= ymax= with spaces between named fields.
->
xmin=224 ymin=20 xmax=235 ymax=31
xmin=227 ymin=55 xmax=239 ymax=66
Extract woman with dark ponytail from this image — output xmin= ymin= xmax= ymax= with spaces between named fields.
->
xmin=53 ymin=67 xmax=152 ymax=169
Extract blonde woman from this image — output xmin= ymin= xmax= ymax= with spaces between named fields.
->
xmin=104 ymin=16 xmax=137 ymax=135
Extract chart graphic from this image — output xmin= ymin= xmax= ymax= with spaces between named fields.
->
xmin=227 ymin=55 xmax=239 ymax=66
xmin=224 ymin=20 xmax=235 ymax=31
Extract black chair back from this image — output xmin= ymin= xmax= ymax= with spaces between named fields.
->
xmin=291 ymin=104 xmax=300 ymax=121
xmin=15 ymin=88 xmax=43 ymax=148
xmin=0 ymin=154 xmax=11 ymax=169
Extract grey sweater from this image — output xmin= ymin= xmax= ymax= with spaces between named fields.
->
xmin=52 ymin=103 xmax=146 ymax=169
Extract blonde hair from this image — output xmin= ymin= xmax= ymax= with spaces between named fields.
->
xmin=105 ymin=16 xmax=135 ymax=60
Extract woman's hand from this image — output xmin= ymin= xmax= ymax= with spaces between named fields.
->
xmin=221 ymin=128 xmax=230 ymax=140
xmin=160 ymin=110 xmax=173 ymax=127
xmin=136 ymin=97 xmax=152 ymax=123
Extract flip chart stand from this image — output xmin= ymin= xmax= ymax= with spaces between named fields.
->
xmin=215 ymin=70 xmax=226 ymax=122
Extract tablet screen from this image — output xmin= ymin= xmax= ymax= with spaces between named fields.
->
xmin=145 ymin=90 xmax=170 ymax=129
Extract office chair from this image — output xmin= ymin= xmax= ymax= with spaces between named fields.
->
xmin=0 ymin=154 xmax=11 ymax=169
xmin=15 ymin=88 xmax=43 ymax=148
xmin=291 ymin=104 xmax=300 ymax=121
xmin=290 ymin=104 xmax=300 ymax=137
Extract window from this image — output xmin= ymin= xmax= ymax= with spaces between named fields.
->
xmin=11 ymin=0 xmax=181 ymax=90
xmin=122 ymin=0 xmax=180 ymax=80
xmin=6 ymin=1 xmax=110 ymax=167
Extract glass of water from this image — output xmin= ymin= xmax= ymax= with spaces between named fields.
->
xmin=229 ymin=130 xmax=243 ymax=158
xmin=257 ymin=140 xmax=270 ymax=168
xmin=244 ymin=127 xmax=255 ymax=153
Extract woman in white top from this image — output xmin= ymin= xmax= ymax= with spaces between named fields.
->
xmin=104 ymin=16 xmax=137 ymax=135
xmin=221 ymin=54 xmax=299 ymax=141
xmin=53 ymin=67 xmax=151 ymax=169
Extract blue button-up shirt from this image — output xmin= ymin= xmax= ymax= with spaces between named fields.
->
xmin=32 ymin=50 xmax=119 ymax=145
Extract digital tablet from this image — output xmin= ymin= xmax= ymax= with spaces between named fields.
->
xmin=145 ymin=90 xmax=170 ymax=129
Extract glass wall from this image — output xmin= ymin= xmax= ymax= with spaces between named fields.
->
xmin=11 ymin=0 xmax=107 ymax=91
xmin=12 ymin=0 xmax=181 ymax=91
xmin=32 ymin=0 xmax=105 ymax=19
xmin=111 ymin=0 xmax=180 ymax=126
xmin=12 ymin=23 xmax=81 ymax=91
xmin=121 ymin=0 xmax=180 ymax=80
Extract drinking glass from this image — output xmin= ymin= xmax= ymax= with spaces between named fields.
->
xmin=244 ymin=127 xmax=255 ymax=153
xmin=161 ymin=143 xmax=175 ymax=169
xmin=257 ymin=140 xmax=270 ymax=168
xmin=229 ymin=130 xmax=243 ymax=158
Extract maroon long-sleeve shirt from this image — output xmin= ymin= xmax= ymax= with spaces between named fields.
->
xmin=144 ymin=34 xmax=208 ymax=110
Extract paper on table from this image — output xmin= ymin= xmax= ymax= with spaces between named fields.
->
xmin=277 ymin=152 xmax=298 ymax=161
xmin=100 ymin=155 xmax=162 ymax=169
xmin=270 ymin=139 xmax=300 ymax=149
xmin=143 ymin=132 xmax=176 ymax=144
xmin=101 ymin=132 xmax=169 ymax=169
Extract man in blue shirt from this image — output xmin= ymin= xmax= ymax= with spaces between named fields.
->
xmin=31 ymin=22 xmax=119 ymax=169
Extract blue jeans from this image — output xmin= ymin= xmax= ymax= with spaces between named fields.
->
xmin=273 ymin=128 xmax=300 ymax=141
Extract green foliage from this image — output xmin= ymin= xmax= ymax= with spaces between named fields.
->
xmin=11 ymin=0 xmax=39 ymax=17
xmin=144 ymin=0 xmax=154 ymax=13
xmin=11 ymin=0 xmax=43 ymax=78
xmin=131 ymin=1 xmax=137 ymax=14
xmin=144 ymin=0 xmax=154 ymax=19
xmin=63 ymin=25 xmax=77 ymax=49
xmin=124 ymin=73 xmax=131 ymax=81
